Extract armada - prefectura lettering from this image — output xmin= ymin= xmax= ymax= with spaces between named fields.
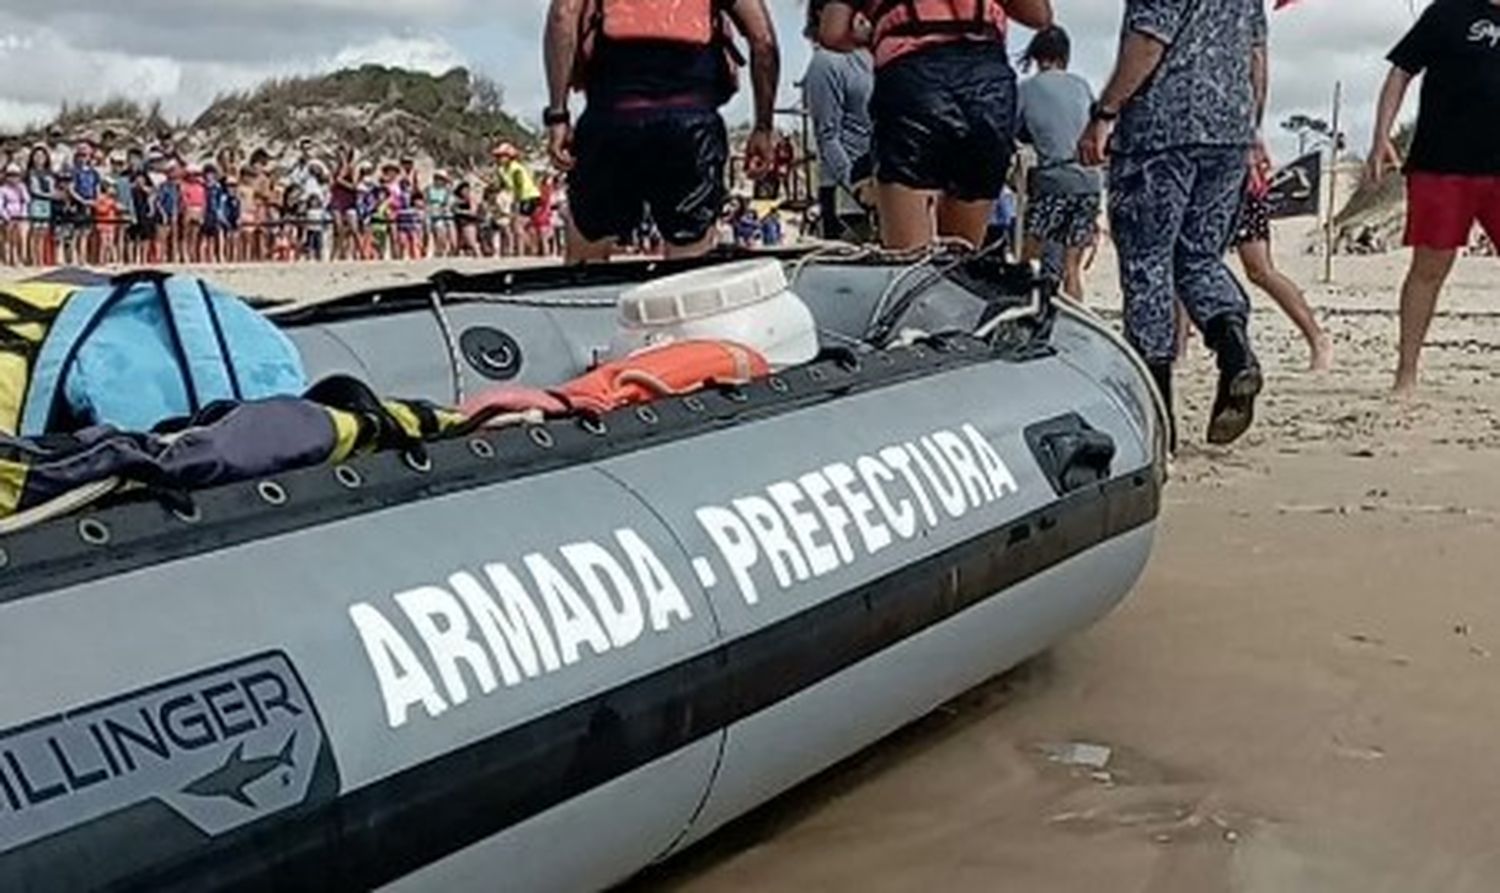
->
xmin=350 ymin=423 xmax=1020 ymax=730
xmin=694 ymin=423 xmax=1018 ymax=606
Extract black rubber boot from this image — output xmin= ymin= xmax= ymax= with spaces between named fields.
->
xmin=1147 ymin=362 xmax=1178 ymax=456
xmin=1204 ymin=315 xmax=1263 ymax=446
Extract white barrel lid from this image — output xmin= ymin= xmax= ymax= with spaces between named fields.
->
xmin=618 ymin=259 xmax=790 ymax=327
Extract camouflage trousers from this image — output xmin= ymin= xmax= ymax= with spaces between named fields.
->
xmin=1108 ymin=146 xmax=1253 ymax=364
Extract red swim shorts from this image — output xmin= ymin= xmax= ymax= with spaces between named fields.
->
xmin=1405 ymin=172 xmax=1500 ymax=251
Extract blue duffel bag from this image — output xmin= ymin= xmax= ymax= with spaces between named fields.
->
xmin=19 ymin=271 xmax=306 ymax=436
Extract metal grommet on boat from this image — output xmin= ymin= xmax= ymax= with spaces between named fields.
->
xmin=0 ymin=546 xmax=11 ymax=569
xmin=635 ymin=406 xmax=660 ymax=426
xmin=683 ymin=396 xmax=706 ymax=413
xmin=723 ymin=386 xmax=749 ymax=404
xmin=78 ymin=518 xmax=112 ymax=546
xmin=878 ymin=352 xmax=896 ymax=366
xmin=257 ymin=481 xmax=289 ymax=507
xmin=580 ymin=417 xmax=609 ymax=437
xmin=768 ymin=376 xmax=790 ymax=394
xmin=172 ymin=503 xmax=203 ymax=524
xmin=403 ymin=451 xmax=434 ymax=474
xmin=468 ymin=438 xmax=497 ymax=459
xmin=528 ymin=426 xmax=556 ymax=450
xmin=912 ymin=347 xmax=928 ymax=359
xmin=808 ymin=368 xmax=828 ymax=383
xmin=334 ymin=465 xmax=365 ymax=489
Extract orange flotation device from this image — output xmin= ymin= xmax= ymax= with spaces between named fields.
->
xmin=459 ymin=387 xmax=570 ymax=428
xmin=460 ymin=341 xmax=771 ymax=426
xmin=558 ymin=340 xmax=770 ymax=416
xmin=572 ymin=0 xmax=744 ymax=96
xmin=868 ymin=0 xmax=1007 ymax=68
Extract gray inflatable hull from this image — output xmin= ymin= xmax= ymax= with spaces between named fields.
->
xmin=0 ymin=258 xmax=1162 ymax=892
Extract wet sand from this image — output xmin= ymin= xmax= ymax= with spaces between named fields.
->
xmin=627 ymin=236 xmax=1500 ymax=892
xmin=51 ymin=237 xmax=1500 ymax=892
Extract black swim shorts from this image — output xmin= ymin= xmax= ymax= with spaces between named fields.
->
xmin=871 ymin=41 xmax=1018 ymax=202
xmin=570 ymin=107 xmax=728 ymax=247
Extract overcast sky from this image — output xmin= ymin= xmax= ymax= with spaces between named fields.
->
xmin=0 ymin=0 xmax=1426 ymax=160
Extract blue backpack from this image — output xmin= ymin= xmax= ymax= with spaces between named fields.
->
xmin=20 ymin=272 xmax=306 ymax=436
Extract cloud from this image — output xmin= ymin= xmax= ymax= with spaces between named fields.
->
xmin=0 ymin=0 xmax=1430 ymax=161
xmin=0 ymin=10 xmax=471 ymax=132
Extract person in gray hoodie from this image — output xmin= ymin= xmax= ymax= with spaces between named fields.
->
xmin=802 ymin=0 xmax=874 ymax=241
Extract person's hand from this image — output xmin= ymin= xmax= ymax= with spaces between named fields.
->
xmin=1250 ymin=137 xmax=1271 ymax=174
xmin=1077 ymin=119 xmax=1113 ymax=167
xmin=745 ymin=126 xmax=775 ymax=179
xmin=1248 ymin=137 xmax=1272 ymax=197
xmin=547 ymin=123 xmax=575 ymax=172
xmin=852 ymin=178 xmax=877 ymax=209
xmin=1365 ymin=137 xmax=1401 ymax=183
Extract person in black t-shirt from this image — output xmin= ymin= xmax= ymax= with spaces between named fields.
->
xmin=543 ymin=0 xmax=780 ymax=264
xmin=1368 ymin=0 xmax=1500 ymax=395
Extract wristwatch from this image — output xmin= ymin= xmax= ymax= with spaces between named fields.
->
xmin=542 ymin=107 xmax=571 ymax=127
xmin=1089 ymin=101 xmax=1120 ymax=123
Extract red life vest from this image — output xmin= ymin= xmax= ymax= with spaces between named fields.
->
xmin=867 ymin=0 xmax=1007 ymax=68
xmin=572 ymin=0 xmax=744 ymax=97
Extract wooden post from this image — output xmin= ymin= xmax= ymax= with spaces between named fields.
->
xmin=1323 ymin=80 xmax=1343 ymax=284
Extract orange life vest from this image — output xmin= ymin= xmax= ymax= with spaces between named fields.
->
xmin=868 ymin=0 xmax=1007 ymax=68
xmin=572 ymin=0 xmax=744 ymax=96
xmin=556 ymin=340 xmax=770 ymax=417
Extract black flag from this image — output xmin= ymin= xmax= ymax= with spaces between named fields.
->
xmin=1265 ymin=152 xmax=1322 ymax=219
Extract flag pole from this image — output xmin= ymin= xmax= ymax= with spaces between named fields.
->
xmin=1322 ymin=80 xmax=1343 ymax=284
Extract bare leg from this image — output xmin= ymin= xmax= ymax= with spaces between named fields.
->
xmin=935 ymin=197 xmax=993 ymax=250
xmin=565 ymin=216 xmax=615 ymax=265
xmin=1020 ymin=234 xmax=1044 ymax=264
xmin=1238 ymin=239 xmax=1332 ymax=371
xmin=1062 ymin=246 xmax=1086 ymax=303
xmin=1395 ymin=246 xmax=1459 ymax=395
xmin=877 ymin=183 xmax=936 ymax=250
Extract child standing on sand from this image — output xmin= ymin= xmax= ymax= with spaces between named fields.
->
xmin=1231 ymin=151 xmax=1333 ymax=372
xmin=95 ymin=181 xmax=123 ymax=265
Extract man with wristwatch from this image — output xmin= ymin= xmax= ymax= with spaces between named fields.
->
xmin=1078 ymin=0 xmax=1268 ymax=448
xmin=542 ymin=0 xmax=780 ymax=264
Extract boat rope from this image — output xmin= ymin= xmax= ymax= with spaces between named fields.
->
xmin=441 ymin=292 xmax=618 ymax=309
xmin=0 ymin=478 xmax=122 ymax=536
xmin=427 ymin=286 xmax=467 ymax=406
xmin=865 ymin=237 xmax=1007 ymax=342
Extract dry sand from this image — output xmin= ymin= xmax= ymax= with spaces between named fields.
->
xmin=59 ymin=233 xmax=1500 ymax=892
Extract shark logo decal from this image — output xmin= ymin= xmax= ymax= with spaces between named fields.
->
xmin=0 ymin=653 xmax=338 ymax=863
xmin=183 ymin=732 xmax=298 ymax=809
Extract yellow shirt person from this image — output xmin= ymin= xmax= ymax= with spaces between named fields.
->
xmin=492 ymin=143 xmax=541 ymax=208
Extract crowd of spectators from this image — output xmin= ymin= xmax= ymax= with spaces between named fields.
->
xmin=0 ymin=128 xmax=568 ymax=267
xmin=0 ymin=125 xmax=819 ymax=268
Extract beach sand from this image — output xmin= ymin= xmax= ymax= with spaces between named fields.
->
xmin=627 ymin=233 xmax=1500 ymax=893
xmin=69 ymin=234 xmax=1500 ymax=892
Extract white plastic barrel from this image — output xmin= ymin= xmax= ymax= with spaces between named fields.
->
xmin=610 ymin=259 xmax=819 ymax=370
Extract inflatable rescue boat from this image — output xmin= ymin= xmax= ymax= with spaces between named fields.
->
xmin=0 ymin=250 xmax=1166 ymax=891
